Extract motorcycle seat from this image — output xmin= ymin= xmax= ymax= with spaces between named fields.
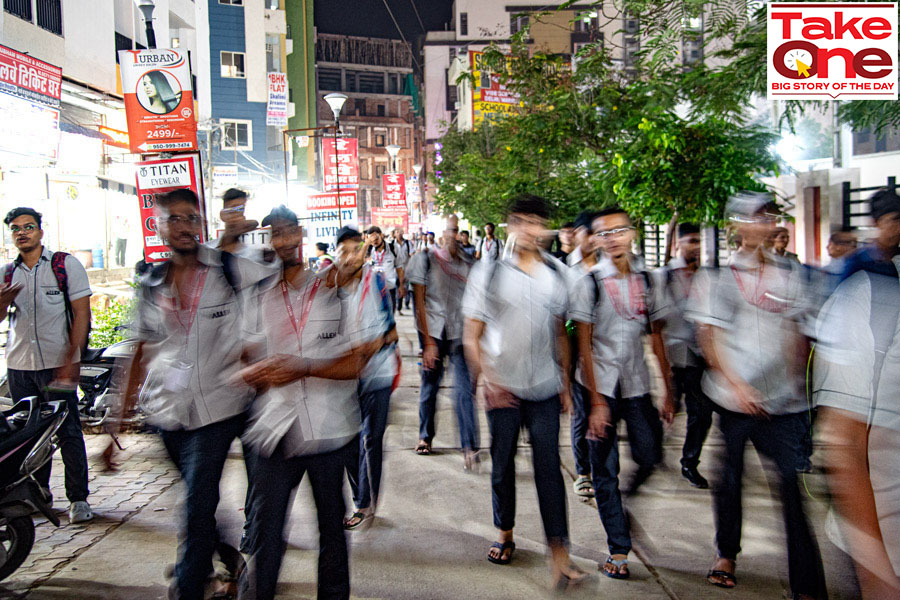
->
xmin=0 ymin=399 xmax=40 ymax=456
xmin=81 ymin=348 xmax=105 ymax=363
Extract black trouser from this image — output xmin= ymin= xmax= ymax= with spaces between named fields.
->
xmin=115 ymin=238 xmax=127 ymax=267
xmin=673 ymin=366 xmax=713 ymax=469
xmin=8 ymin=368 xmax=89 ymax=503
xmin=242 ymin=440 xmax=352 ymax=600
xmin=389 ymin=287 xmax=397 ymax=313
xmin=714 ymin=409 xmax=827 ymax=599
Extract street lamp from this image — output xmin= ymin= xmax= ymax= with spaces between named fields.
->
xmin=323 ymin=93 xmax=347 ymax=227
xmin=136 ymin=0 xmax=157 ymax=49
xmin=386 ymin=144 xmax=401 ymax=173
xmin=413 ymin=163 xmax=424 ymax=223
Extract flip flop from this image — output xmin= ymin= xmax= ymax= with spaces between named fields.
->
xmin=707 ymin=569 xmax=737 ymax=588
xmin=573 ymin=475 xmax=594 ymax=497
xmin=343 ymin=511 xmax=374 ymax=531
xmin=415 ymin=441 xmax=432 ymax=455
xmin=603 ymin=556 xmax=630 ymax=580
xmin=487 ymin=540 xmax=516 ymax=565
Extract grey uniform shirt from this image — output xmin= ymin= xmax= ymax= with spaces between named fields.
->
xmin=478 ymin=237 xmax=503 ymax=262
xmin=367 ymin=243 xmax=399 ymax=290
xmin=6 ymin=247 xmax=92 ymax=371
xmin=655 ymin=257 xmax=703 ymax=369
xmin=394 ymin=239 xmax=413 ymax=271
xmin=685 ymin=250 xmax=810 ymax=415
xmin=135 ymin=245 xmax=259 ymax=430
xmin=569 ymin=254 xmax=666 ymax=399
xmin=243 ymin=267 xmax=363 ymax=458
xmin=462 ymin=253 xmax=567 ymax=401
xmin=347 ymin=267 xmax=399 ymax=395
xmin=406 ymin=247 xmax=472 ymax=341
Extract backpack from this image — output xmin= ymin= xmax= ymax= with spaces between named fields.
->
xmin=4 ymin=252 xmax=92 ymax=349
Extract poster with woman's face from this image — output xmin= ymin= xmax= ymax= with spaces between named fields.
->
xmin=137 ymin=70 xmax=182 ymax=115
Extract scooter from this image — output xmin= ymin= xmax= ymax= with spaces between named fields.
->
xmin=0 ymin=397 xmax=66 ymax=581
xmin=77 ymin=333 xmax=141 ymax=428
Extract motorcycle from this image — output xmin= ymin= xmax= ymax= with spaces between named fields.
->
xmin=77 ymin=332 xmax=141 ymax=428
xmin=0 ymin=397 xmax=66 ymax=581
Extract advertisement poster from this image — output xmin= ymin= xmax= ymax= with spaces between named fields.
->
xmin=135 ymin=154 xmax=205 ymax=262
xmin=322 ymin=137 xmax=360 ymax=191
xmin=0 ymin=44 xmax=62 ymax=164
xmin=119 ymin=49 xmax=198 ymax=152
xmin=470 ymin=50 xmax=519 ymax=129
xmin=381 ymin=173 xmax=407 ymax=208
xmin=371 ymin=207 xmax=409 ymax=232
xmin=767 ymin=3 xmax=898 ymax=100
xmin=307 ymin=191 xmax=358 ymax=252
xmin=266 ymin=72 xmax=289 ymax=126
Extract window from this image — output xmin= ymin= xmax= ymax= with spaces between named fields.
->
xmin=360 ymin=159 xmax=370 ymax=180
xmin=220 ymin=0 xmax=243 ymax=5
xmin=510 ymin=14 xmax=530 ymax=36
xmin=36 ymin=0 xmax=62 ymax=34
xmin=460 ymin=12 xmax=468 ymax=36
xmin=266 ymin=35 xmax=280 ymax=72
xmin=221 ymin=120 xmax=252 ymax=150
xmin=388 ymin=74 xmax=400 ymax=95
xmin=576 ymin=12 xmax=599 ymax=32
xmin=221 ymin=52 xmax=246 ymax=78
xmin=375 ymin=165 xmax=386 ymax=178
xmin=375 ymin=132 xmax=386 ymax=147
xmin=358 ymin=127 xmax=368 ymax=147
xmin=171 ymin=37 xmax=181 ymax=48
xmin=318 ymin=67 xmax=342 ymax=91
xmin=4 ymin=0 xmax=32 ymax=22
xmin=377 ymin=104 xmax=385 ymax=117
xmin=358 ymin=71 xmax=384 ymax=94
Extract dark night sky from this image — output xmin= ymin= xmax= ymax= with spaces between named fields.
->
xmin=315 ymin=0 xmax=454 ymax=43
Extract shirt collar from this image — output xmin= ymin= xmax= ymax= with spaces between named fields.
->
xmin=595 ymin=253 xmax=643 ymax=278
xmin=668 ymin=256 xmax=688 ymax=270
xmin=15 ymin=246 xmax=52 ymax=266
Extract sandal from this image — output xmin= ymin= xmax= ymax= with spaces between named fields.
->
xmin=602 ymin=556 xmax=630 ymax=580
xmin=573 ymin=476 xmax=594 ymax=498
xmin=343 ymin=511 xmax=374 ymax=530
xmin=415 ymin=441 xmax=432 ymax=455
xmin=707 ymin=569 xmax=737 ymax=588
xmin=487 ymin=540 xmax=516 ymax=565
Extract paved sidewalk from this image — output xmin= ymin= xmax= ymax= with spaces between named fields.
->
xmin=0 ymin=313 xmax=860 ymax=599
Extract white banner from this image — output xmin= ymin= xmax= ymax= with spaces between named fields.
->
xmin=306 ymin=191 xmax=358 ymax=253
xmin=266 ymin=72 xmax=288 ymax=126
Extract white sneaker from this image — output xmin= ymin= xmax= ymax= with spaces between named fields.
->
xmin=68 ymin=501 xmax=93 ymax=524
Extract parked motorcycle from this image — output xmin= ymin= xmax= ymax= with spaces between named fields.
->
xmin=77 ymin=334 xmax=140 ymax=428
xmin=0 ymin=397 xmax=66 ymax=581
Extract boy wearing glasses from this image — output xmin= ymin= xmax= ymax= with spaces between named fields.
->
xmin=568 ymin=206 xmax=674 ymax=579
xmin=0 ymin=207 xmax=93 ymax=524
xmin=214 ymin=187 xmax=261 ymax=258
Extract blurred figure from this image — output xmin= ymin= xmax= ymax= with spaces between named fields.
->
xmin=463 ymin=194 xmax=587 ymax=590
xmin=459 ymin=230 xmax=476 ymax=258
xmin=314 ymin=242 xmax=334 ymax=272
xmin=769 ymin=226 xmax=800 ymax=262
xmin=392 ymin=228 xmax=413 ymax=314
xmin=214 ymin=188 xmax=260 ymax=257
xmin=843 ymin=188 xmax=900 ymax=280
xmin=114 ymin=214 xmax=129 ymax=267
xmin=657 ymin=223 xmax=713 ymax=489
xmin=688 ymin=192 xmax=826 ymax=599
xmin=364 ymin=226 xmax=405 ymax=314
xmin=120 ymin=189 xmax=259 ymax=599
xmin=566 ymin=210 xmax=599 ymax=499
xmin=568 ymin=206 xmax=673 ymax=580
xmin=476 ymin=223 xmax=503 ymax=262
xmin=553 ymin=221 xmax=576 ymax=261
xmin=419 ymin=232 xmax=436 ymax=252
xmin=826 ymin=228 xmax=858 ymax=265
xmin=406 ymin=215 xmax=479 ymax=466
xmin=239 ymin=210 xmax=384 ymax=600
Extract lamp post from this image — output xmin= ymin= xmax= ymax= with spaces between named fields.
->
xmin=413 ymin=163 xmax=423 ymax=226
xmin=136 ymin=0 xmax=157 ymax=49
xmin=385 ymin=144 xmax=401 ymax=174
xmin=323 ymin=93 xmax=348 ymax=227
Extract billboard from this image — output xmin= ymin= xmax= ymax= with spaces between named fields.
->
xmin=470 ymin=50 xmax=519 ymax=129
xmin=119 ymin=49 xmax=198 ymax=153
xmin=322 ymin=137 xmax=360 ymax=191
xmin=135 ymin=154 xmax=205 ymax=262
xmin=381 ymin=173 xmax=407 ymax=209
xmin=0 ymin=44 xmax=62 ymax=164
xmin=371 ymin=207 xmax=409 ymax=232
xmin=306 ymin=191 xmax=358 ymax=252
xmin=266 ymin=72 xmax=289 ymax=126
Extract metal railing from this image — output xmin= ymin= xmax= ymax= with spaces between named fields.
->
xmin=36 ymin=0 xmax=61 ymax=34
xmin=3 ymin=0 xmax=32 ymax=21
xmin=842 ymin=176 xmax=898 ymax=230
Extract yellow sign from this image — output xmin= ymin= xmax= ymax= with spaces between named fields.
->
xmin=469 ymin=51 xmax=519 ymax=129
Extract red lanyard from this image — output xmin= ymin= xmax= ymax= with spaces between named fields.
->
xmin=433 ymin=249 xmax=468 ymax=283
xmin=373 ymin=248 xmax=385 ymax=266
xmin=730 ymin=263 xmax=789 ymax=313
xmin=172 ymin=266 xmax=208 ymax=336
xmin=358 ymin=270 xmax=373 ymax=321
xmin=280 ymin=276 xmax=322 ymax=351
xmin=485 ymin=239 xmax=495 ymax=255
xmin=602 ymin=274 xmax=646 ymax=320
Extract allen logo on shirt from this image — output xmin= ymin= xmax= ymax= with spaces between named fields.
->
xmin=209 ymin=310 xmax=230 ymax=319
xmin=318 ymin=332 xmax=336 ymax=339
xmin=45 ymin=290 xmax=61 ymax=295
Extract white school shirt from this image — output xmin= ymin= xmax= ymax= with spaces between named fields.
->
xmin=406 ymin=246 xmax=472 ymax=341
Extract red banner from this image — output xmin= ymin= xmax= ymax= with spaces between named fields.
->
xmin=381 ymin=173 xmax=407 ymax=208
xmin=322 ymin=137 xmax=359 ymax=191
xmin=0 ymin=44 xmax=62 ymax=107
xmin=119 ymin=49 xmax=198 ymax=153
xmin=135 ymin=154 xmax=206 ymax=262
xmin=371 ymin=208 xmax=409 ymax=231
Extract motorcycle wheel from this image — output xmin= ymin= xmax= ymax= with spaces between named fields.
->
xmin=0 ymin=516 xmax=35 ymax=581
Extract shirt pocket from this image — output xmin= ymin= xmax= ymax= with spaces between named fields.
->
xmin=41 ymin=285 xmax=65 ymax=306
xmin=198 ymin=301 xmax=238 ymax=328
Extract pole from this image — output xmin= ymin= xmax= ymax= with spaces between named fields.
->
xmin=334 ymin=121 xmax=342 ymax=228
xmin=283 ymin=130 xmax=289 ymax=201
xmin=145 ymin=21 xmax=157 ymax=49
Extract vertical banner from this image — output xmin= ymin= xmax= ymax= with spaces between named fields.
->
xmin=135 ymin=153 xmax=205 ymax=262
xmin=322 ymin=137 xmax=359 ymax=191
xmin=470 ymin=50 xmax=519 ymax=129
xmin=118 ymin=49 xmax=198 ymax=152
xmin=306 ymin=191 xmax=358 ymax=252
xmin=266 ymin=72 xmax=289 ymax=126
xmin=0 ymin=44 xmax=62 ymax=164
xmin=381 ymin=173 xmax=407 ymax=208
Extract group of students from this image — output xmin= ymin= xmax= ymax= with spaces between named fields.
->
xmin=5 ymin=181 xmax=900 ymax=600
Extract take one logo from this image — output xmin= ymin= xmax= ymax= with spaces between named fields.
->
xmin=767 ymin=3 xmax=898 ymax=100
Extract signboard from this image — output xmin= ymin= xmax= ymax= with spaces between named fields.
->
xmin=266 ymin=72 xmax=289 ymax=126
xmin=470 ymin=50 xmax=519 ymax=128
xmin=381 ymin=173 xmax=407 ymax=208
xmin=99 ymin=126 xmax=130 ymax=149
xmin=407 ymin=175 xmax=420 ymax=207
xmin=0 ymin=44 xmax=62 ymax=163
xmin=119 ymin=49 xmax=198 ymax=152
xmin=212 ymin=165 xmax=239 ymax=192
xmin=322 ymin=137 xmax=360 ymax=191
xmin=135 ymin=154 xmax=205 ymax=262
xmin=371 ymin=207 xmax=409 ymax=232
xmin=767 ymin=3 xmax=898 ymax=100
xmin=307 ymin=191 xmax=358 ymax=252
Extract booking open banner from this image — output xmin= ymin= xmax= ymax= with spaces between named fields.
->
xmin=135 ymin=153 xmax=206 ymax=262
xmin=119 ymin=49 xmax=198 ymax=153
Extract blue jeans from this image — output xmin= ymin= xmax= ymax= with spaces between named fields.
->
xmin=714 ymin=410 xmax=827 ymax=599
xmin=570 ymin=382 xmax=591 ymax=476
xmin=418 ymin=337 xmax=478 ymax=451
xmin=160 ymin=413 xmax=246 ymax=600
xmin=242 ymin=441 xmax=352 ymax=600
xmin=487 ymin=396 xmax=569 ymax=546
xmin=587 ymin=389 xmax=663 ymax=556
xmin=346 ymin=386 xmax=392 ymax=510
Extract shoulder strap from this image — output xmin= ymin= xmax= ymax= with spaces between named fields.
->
xmin=220 ymin=251 xmax=242 ymax=297
xmin=4 ymin=263 xmax=14 ymax=286
xmin=51 ymin=252 xmax=74 ymax=329
xmin=589 ymin=270 xmax=601 ymax=309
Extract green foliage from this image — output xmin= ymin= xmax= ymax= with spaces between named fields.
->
xmin=89 ymin=296 xmax=136 ymax=348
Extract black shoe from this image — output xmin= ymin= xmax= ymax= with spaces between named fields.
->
xmin=681 ymin=466 xmax=709 ymax=489
xmin=624 ymin=466 xmax=654 ymax=496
